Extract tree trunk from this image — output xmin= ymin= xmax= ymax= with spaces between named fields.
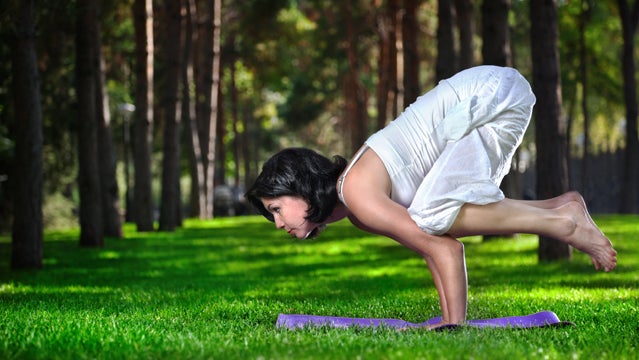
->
xmin=182 ymin=0 xmax=207 ymax=219
xmin=481 ymin=0 xmax=511 ymax=66
xmin=481 ymin=0 xmax=514 ymax=241
xmin=158 ymin=0 xmax=182 ymax=231
xmin=195 ymin=0 xmax=214 ymax=212
xmin=205 ymin=0 xmax=222 ymax=218
xmin=95 ymin=10 xmax=123 ymax=238
xmin=375 ymin=0 xmax=399 ymax=130
xmin=437 ymin=0 xmax=457 ymax=81
xmin=530 ymin=0 xmax=572 ymax=262
xmin=454 ymin=0 xmax=475 ymax=69
xmin=133 ymin=0 xmax=155 ymax=231
xmin=215 ymin=80 xmax=226 ymax=187
xmin=242 ymin=104 xmax=255 ymax=191
xmin=121 ymin=104 xmax=135 ymax=223
xmin=390 ymin=0 xmax=400 ymax=120
xmin=617 ymin=0 xmax=639 ymax=213
xmin=343 ymin=1 xmax=370 ymax=155
xmin=403 ymin=0 xmax=420 ymax=107
xmin=229 ymin=40 xmax=242 ymax=187
xmin=579 ymin=0 xmax=592 ymax=201
xmin=10 ymin=0 xmax=44 ymax=269
xmin=76 ymin=0 xmax=104 ymax=247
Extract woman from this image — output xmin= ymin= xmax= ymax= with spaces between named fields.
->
xmin=246 ymin=66 xmax=617 ymax=329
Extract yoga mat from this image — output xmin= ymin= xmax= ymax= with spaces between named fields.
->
xmin=276 ymin=310 xmax=574 ymax=330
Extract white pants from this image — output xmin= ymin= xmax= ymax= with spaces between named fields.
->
xmin=365 ymin=66 xmax=536 ymax=234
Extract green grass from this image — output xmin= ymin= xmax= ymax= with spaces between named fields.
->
xmin=1 ymin=215 xmax=638 ymax=359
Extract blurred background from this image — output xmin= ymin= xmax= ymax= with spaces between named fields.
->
xmin=1 ymin=1 xmax=638 ymax=263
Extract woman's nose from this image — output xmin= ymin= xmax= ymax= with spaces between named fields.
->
xmin=274 ymin=217 xmax=285 ymax=229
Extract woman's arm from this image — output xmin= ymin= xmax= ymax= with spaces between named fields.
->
xmin=342 ymin=149 xmax=468 ymax=325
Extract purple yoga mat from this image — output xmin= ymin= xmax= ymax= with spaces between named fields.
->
xmin=276 ymin=310 xmax=574 ymax=330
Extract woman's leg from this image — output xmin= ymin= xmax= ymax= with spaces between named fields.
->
xmin=448 ymin=193 xmax=617 ymax=272
xmin=523 ymin=191 xmax=579 ymax=209
xmin=523 ymin=191 xmax=605 ymax=238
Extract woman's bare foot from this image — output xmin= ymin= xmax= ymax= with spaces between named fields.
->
xmin=556 ymin=201 xmax=617 ymax=272
xmin=561 ymin=191 xmax=605 ymax=236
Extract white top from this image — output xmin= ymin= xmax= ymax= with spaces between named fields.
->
xmin=363 ymin=65 xmax=535 ymax=235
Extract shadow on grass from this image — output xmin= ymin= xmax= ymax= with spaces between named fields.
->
xmin=463 ymin=240 xmax=637 ymax=291
xmin=0 ymin=219 xmax=419 ymax=303
xmin=1 ymin=215 xmax=635 ymax=311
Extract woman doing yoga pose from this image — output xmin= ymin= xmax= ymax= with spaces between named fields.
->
xmin=246 ymin=66 xmax=617 ymax=329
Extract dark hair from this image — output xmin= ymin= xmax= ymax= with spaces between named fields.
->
xmin=245 ymin=148 xmax=347 ymax=223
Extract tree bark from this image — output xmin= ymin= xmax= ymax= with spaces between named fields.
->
xmin=205 ymin=0 xmax=222 ymax=218
xmin=617 ymin=0 xmax=639 ymax=213
xmin=10 ymin=0 xmax=44 ymax=269
xmin=76 ymin=0 xmax=104 ymax=247
xmin=182 ymin=0 xmax=207 ymax=219
xmin=481 ymin=0 xmax=511 ymax=66
xmin=158 ymin=0 xmax=182 ymax=231
xmin=95 ymin=8 xmax=123 ymax=238
xmin=530 ymin=0 xmax=572 ymax=262
xmin=241 ymin=104 xmax=256 ymax=192
xmin=481 ymin=0 xmax=514 ymax=241
xmin=579 ymin=0 xmax=592 ymax=201
xmin=437 ymin=0 xmax=457 ymax=81
xmin=133 ymin=0 xmax=155 ymax=231
xmin=454 ymin=0 xmax=475 ymax=69
xmin=375 ymin=0 xmax=399 ymax=130
xmin=195 ymin=0 xmax=214 ymax=213
xmin=215 ymin=79 xmax=226 ymax=187
xmin=343 ymin=1 xmax=370 ymax=155
xmin=390 ymin=1 xmax=400 ymax=119
xmin=229 ymin=39 xmax=242 ymax=187
xmin=403 ymin=0 xmax=420 ymax=107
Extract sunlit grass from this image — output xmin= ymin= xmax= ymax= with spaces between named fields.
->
xmin=0 ymin=215 xmax=637 ymax=359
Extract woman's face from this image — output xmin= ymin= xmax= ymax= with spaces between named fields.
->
xmin=261 ymin=195 xmax=320 ymax=239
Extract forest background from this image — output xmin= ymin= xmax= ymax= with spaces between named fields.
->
xmin=1 ymin=0 xmax=639 ymax=269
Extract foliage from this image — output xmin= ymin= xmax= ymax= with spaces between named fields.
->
xmin=558 ymin=1 xmax=626 ymax=154
xmin=42 ymin=192 xmax=78 ymax=231
xmin=0 ymin=215 xmax=637 ymax=359
xmin=1 ymin=1 xmax=636 ymax=225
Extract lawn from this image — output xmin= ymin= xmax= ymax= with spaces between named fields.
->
xmin=1 ymin=215 xmax=638 ymax=359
